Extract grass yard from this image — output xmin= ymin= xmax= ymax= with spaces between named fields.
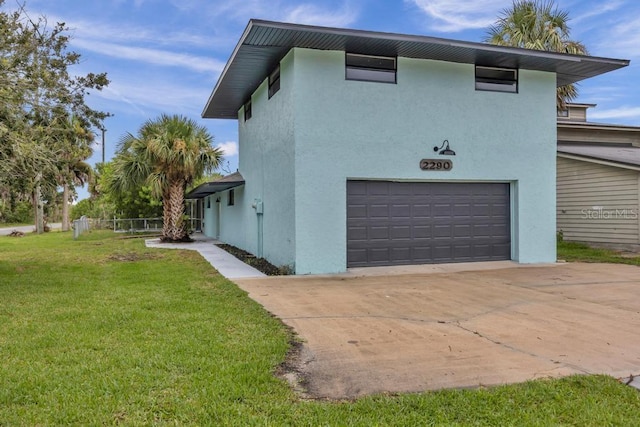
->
xmin=558 ymin=240 xmax=640 ymax=265
xmin=1 ymin=232 xmax=639 ymax=425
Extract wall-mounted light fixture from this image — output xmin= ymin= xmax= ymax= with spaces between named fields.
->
xmin=433 ymin=139 xmax=456 ymax=156
xmin=216 ymin=197 xmax=221 ymax=203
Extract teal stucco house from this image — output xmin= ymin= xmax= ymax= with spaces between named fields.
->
xmin=189 ymin=20 xmax=628 ymax=274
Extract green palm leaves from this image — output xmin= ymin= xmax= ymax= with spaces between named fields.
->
xmin=486 ymin=0 xmax=588 ymax=109
xmin=111 ymin=114 xmax=222 ymax=241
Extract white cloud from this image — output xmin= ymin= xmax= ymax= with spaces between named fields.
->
xmin=589 ymin=106 xmax=640 ymax=120
xmin=94 ymin=79 xmax=211 ymax=117
xmin=216 ymin=141 xmax=239 ymax=157
xmin=284 ymin=3 xmax=358 ymax=27
xmin=71 ymin=39 xmax=224 ymax=73
xmin=407 ymin=0 xmax=506 ymax=32
xmin=598 ymin=17 xmax=640 ymax=58
xmin=167 ymin=0 xmax=359 ymax=28
xmin=572 ymin=0 xmax=625 ymax=24
xmin=169 ymin=0 xmax=271 ymax=22
xmin=63 ymin=18 xmax=219 ymax=49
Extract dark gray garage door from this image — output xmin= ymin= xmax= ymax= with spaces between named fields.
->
xmin=347 ymin=181 xmax=511 ymax=267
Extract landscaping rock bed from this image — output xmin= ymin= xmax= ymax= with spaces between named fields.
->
xmin=217 ymin=244 xmax=289 ymax=276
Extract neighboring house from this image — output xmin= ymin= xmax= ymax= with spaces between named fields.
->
xmin=188 ymin=20 xmax=628 ymax=274
xmin=557 ymin=104 xmax=640 ymax=250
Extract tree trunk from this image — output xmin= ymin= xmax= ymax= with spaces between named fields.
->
xmin=162 ymin=189 xmax=171 ymax=239
xmin=162 ymin=180 xmax=187 ymax=241
xmin=34 ymin=174 xmax=44 ymax=234
xmin=61 ymin=183 xmax=70 ymax=231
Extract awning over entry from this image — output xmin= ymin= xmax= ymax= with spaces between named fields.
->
xmin=186 ymin=172 xmax=245 ymax=199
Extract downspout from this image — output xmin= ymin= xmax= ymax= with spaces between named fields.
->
xmin=252 ymin=199 xmax=263 ymax=258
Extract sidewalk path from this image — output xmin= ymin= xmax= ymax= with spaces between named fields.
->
xmin=145 ymin=235 xmax=266 ymax=279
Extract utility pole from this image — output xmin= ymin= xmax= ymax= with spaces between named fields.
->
xmin=101 ymin=128 xmax=106 ymax=164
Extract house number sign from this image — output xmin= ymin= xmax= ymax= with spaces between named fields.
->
xmin=420 ymin=159 xmax=453 ymax=171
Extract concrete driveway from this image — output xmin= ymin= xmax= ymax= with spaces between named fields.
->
xmin=234 ymin=261 xmax=640 ymax=399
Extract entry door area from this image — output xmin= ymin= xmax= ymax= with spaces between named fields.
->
xmin=346 ymin=181 xmax=511 ymax=267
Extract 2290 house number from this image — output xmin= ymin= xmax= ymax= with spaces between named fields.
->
xmin=420 ymin=159 xmax=453 ymax=171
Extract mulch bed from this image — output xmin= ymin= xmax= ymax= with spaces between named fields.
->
xmin=217 ymin=244 xmax=289 ymax=276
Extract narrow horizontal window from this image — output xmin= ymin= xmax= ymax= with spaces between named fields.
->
xmin=346 ymin=53 xmax=396 ymax=84
xmin=268 ymin=65 xmax=280 ymax=99
xmin=244 ymin=100 xmax=252 ymax=121
xmin=475 ymin=66 xmax=517 ymax=93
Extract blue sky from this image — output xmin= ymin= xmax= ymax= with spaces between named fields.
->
xmin=4 ymin=0 xmax=639 ymax=200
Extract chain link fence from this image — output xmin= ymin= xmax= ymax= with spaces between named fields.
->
xmin=79 ymin=217 xmax=202 ymax=234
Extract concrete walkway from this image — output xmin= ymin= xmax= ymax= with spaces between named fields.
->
xmin=145 ymin=234 xmax=266 ymax=279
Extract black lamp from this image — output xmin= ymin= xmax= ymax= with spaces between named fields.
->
xmin=433 ymin=139 xmax=456 ymax=156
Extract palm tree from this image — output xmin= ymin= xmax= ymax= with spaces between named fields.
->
xmin=111 ymin=114 xmax=222 ymax=242
xmin=485 ymin=0 xmax=588 ymax=110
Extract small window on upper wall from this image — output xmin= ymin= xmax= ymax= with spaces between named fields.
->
xmin=346 ymin=53 xmax=396 ymax=83
xmin=244 ymin=100 xmax=252 ymax=121
xmin=228 ymin=189 xmax=235 ymax=206
xmin=475 ymin=66 xmax=518 ymax=93
xmin=268 ymin=65 xmax=280 ymax=98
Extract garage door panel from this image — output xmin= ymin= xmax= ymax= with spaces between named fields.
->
xmin=433 ymin=245 xmax=453 ymax=260
xmin=348 ymin=181 xmax=368 ymax=195
xmin=389 ymin=225 xmax=411 ymax=240
xmin=348 ymin=204 xmax=367 ymax=219
xmin=493 ymin=242 xmax=511 ymax=255
xmin=370 ymin=248 xmax=390 ymax=262
xmin=369 ymin=204 xmax=389 ymax=218
xmin=390 ymin=204 xmax=411 ymax=217
xmin=453 ymin=203 xmax=471 ymax=217
xmin=492 ymin=203 xmax=510 ymax=215
xmin=348 ymin=226 xmax=368 ymax=241
xmin=391 ymin=248 xmax=411 ymax=262
xmin=453 ymin=245 xmax=473 ymax=259
xmin=347 ymin=181 xmax=511 ymax=267
xmin=369 ymin=226 xmax=389 ymax=240
xmin=412 ymin=204 xmax=431 ymax=218
xmin=433 ymin=204 xmax=452 ymax=217
xmin=347 ymin=248 xmax=368 ymax=264
xmin=453 ymin=224 xmax=472 ymax=237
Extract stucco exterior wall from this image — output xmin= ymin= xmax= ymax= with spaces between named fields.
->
xmin=290 ymin=48 xmax=557 ymax=273
xmin=222 ymin=50 xmax=296 ymax=268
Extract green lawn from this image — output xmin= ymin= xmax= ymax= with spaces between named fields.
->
xmin=1 ymin=232 xmax=639 ymax=425
xmin=558 ymin=240 xmax=640 ymax=265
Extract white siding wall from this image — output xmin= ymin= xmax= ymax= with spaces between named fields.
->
xmin=557 ymin=156 xmax=640 ymax=244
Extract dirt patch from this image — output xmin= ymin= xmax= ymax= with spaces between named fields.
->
xmin=274 ymin=325 xmax=318 ymax=400
xmin=217 ymin=244 xmax=291 ymax=276
xmin=108 ymin=252 xmax=160 ymax=262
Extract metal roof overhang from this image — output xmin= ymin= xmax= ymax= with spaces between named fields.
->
xmin=186 ymin=172 xmax=245 ymax=199
xmin=203 ymin=19 xmax=630 ymax=119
